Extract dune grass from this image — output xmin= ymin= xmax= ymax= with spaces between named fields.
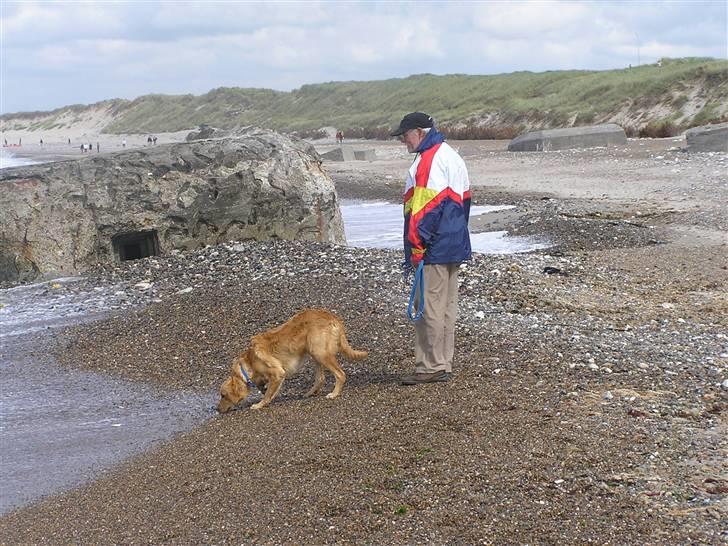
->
xmin=3 ymin=57 xmax=726 ymax=136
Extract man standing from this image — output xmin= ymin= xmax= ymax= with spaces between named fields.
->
xmin=391 ymin=112 xmax=472 ymax=385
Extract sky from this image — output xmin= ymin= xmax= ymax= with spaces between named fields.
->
xmin=1 ymin=0 xmax=726 ymax=114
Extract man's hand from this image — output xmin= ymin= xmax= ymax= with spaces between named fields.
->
xmin=410 ymin=249 xmax=425 ymax=268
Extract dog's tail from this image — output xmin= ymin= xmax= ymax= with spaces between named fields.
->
xmin=338 ymin=327 xmax=368 ymax=361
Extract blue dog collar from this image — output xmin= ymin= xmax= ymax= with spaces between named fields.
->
xmin=239 ymin=364 xmax=255 ymax=389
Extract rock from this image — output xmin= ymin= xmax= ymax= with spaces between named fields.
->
xmin=508 ymin=124 xmax=627 ymax=152
xmin=353 ymin=149 xmax=377 ymax=161
xmin=185 ymin=124 xmax=226 ymax=141
xmin=0 ymin=247 xmax=39 ymax=284
xmin=320 ymin=147 xmax=356 ymax=162
xmin=685 ymin=122 xmax=728 ymax=153
xmin=0 ymin=129 xmax=345 ymax=283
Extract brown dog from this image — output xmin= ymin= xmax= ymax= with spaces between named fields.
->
xmin=217 ymin=309 xmax=368 ymax=412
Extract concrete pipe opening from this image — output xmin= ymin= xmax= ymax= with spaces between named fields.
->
xmin=112 ymin=230 xmax=160 ymax=262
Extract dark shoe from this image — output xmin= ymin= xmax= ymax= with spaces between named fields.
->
xmin=400 ymin=370 xmax=449 ymax=386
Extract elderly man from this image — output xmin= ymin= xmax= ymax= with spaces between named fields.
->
xmin=391 ymin=112 xmax=472 ymax=385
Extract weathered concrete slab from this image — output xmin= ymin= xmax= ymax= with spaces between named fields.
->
xmin=685 ymin=122 xmax=728 ymax=153
xmin=353 ymin=149 xmax=377 ymax=161
xmin=508 ymin=123 xmax=627 ymax=152
xmin=0 ymin=129 xmax=346 ymax=283
xmin=320 ymin=147 xmax=355 ymax=161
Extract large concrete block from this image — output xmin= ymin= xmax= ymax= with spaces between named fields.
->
xmin=685 ymin=122 xmax=728 ymax=153
xmin=0 ymin=129 xmax=346 ymax=283
xmin=320 ymin=147 xmax=355 ymax=161
xmin=508 ymin=123 xmax=627 ymax=152
xmin=353 ymin=149 xmax=377 ymax=161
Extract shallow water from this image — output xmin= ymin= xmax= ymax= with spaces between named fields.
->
xmin=0 ymin=148 xmax=36 ymax=169
xmin=340 ymin=199 xmax=549 ymax=253
xmin=0 ymin=278 xmax=213 ymax=515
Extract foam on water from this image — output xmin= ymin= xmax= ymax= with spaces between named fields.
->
xmin=0 ymin=147 xmax=36 ymax=169
xmin=340 ymin=199 xmax=549 ymax=254
xmin=0 ymin=277 xmax=129 ymax=339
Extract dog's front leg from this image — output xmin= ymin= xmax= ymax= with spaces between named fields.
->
xmin=250 ymin=370 xmax=285 ymax=410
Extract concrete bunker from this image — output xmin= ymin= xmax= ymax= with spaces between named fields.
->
xmin=112 ymin=230 xmax=160 ymax=262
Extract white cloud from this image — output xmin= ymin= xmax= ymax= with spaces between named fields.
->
xmin=473 ymin=0 xmax=592 ymax=38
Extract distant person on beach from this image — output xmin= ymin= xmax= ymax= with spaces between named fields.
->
xmin=39 ymin=138 xmax=43 ymax=146
xmin=153 ymin=136 xmax=157 ymax=145
xmin=81 ymin=144 xmax=85 ymax=153
xmin=3 ymin=139 xmax=7 ymax=146
xmin=147 ymin=136 xmax=152 ymax=145
xmin=122 ymin=139 xmax=126 ymax=148
xmin=391 ymin=112 xmax=471 ymax=386
xmin=68 ymin=138 xmax=71 ymax=145
xmin=96 ymin=142 xmax=100 ymax=153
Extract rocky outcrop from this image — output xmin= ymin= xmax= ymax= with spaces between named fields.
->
xmin=685 ymin=122 xmax=728 ymax=153
xmin=508 ymin=124 xmax=627 ymax=152
xmin=185 ymin=124 xmax=235 ymax=141
xmin=0 ymin=129 xmax=345 ymax=283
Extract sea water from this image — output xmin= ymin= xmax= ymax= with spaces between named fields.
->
xmin=0 ymin=278 xmax=213 ymax=515
xmin=0 ymin=148 xmax=37 ymax=170
xmin=340 ymin=199 xmax=549 ymax=254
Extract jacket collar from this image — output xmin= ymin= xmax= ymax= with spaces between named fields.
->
xmin=416 ymin=128 xmax=445 ymax=153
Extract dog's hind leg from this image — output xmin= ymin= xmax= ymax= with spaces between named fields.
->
xmin=305 ymin=362 xmax=325 ymax=398
xmin=316 ymin=354 xmax=345 ymax=400
xmin=251 ymin=368 xmax=285 ymax=410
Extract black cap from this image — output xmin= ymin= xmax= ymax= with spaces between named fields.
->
xmin=390 ymin=112 xmax=434 ymax=136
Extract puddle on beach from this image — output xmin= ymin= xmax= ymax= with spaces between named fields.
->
xmin=0 ymin=278 xmax=213 ymax=515
xmin=340 ymin=199 xmax=550 ymax=253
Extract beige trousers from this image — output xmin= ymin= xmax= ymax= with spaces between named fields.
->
xmin=414 ymin=263 xmax=460 ymax=373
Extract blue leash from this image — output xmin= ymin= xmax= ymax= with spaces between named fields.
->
xmin=407 ymin=261 xmax=425 ymax=322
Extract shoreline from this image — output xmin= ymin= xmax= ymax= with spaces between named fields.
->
xmin=0 ymin=136 xmax=726 ymax=543
xmin=1 ymin=130 xmax=190 ymax=165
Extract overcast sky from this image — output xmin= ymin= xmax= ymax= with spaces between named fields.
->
xmin=1 ymin=0 xmax=726 ymax=114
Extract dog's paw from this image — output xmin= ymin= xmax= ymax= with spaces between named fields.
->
xmin=325 ymin=393 xmax=339 ymax=400
xmin=250 ymin=402 xmax=266 ymax=410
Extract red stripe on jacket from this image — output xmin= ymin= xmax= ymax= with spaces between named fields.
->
xmin=408 ymin=144 xmax=440 ymax=251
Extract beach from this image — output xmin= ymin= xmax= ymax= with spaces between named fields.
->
xmin=0 ymin=135 xmax=726 ymax=543
xmin=1 ymin=129 xmax=190 ymax=166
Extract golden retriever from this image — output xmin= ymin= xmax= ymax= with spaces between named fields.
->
xmin=217 ymin=309 xmax=367 ymax=412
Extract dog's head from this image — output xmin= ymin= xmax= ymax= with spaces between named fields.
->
xmin=217 ymin=355 xmax=252 ymax=413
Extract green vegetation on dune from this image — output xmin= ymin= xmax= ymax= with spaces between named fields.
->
xmin=3 ymin=58 xmax=727 ymax=135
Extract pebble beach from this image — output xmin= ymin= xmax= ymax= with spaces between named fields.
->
xmin=0 ymin=136 xmax=726 ymax=544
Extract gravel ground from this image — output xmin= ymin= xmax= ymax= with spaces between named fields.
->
xmin=1 ymin=141 xmax=726 ymax=544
